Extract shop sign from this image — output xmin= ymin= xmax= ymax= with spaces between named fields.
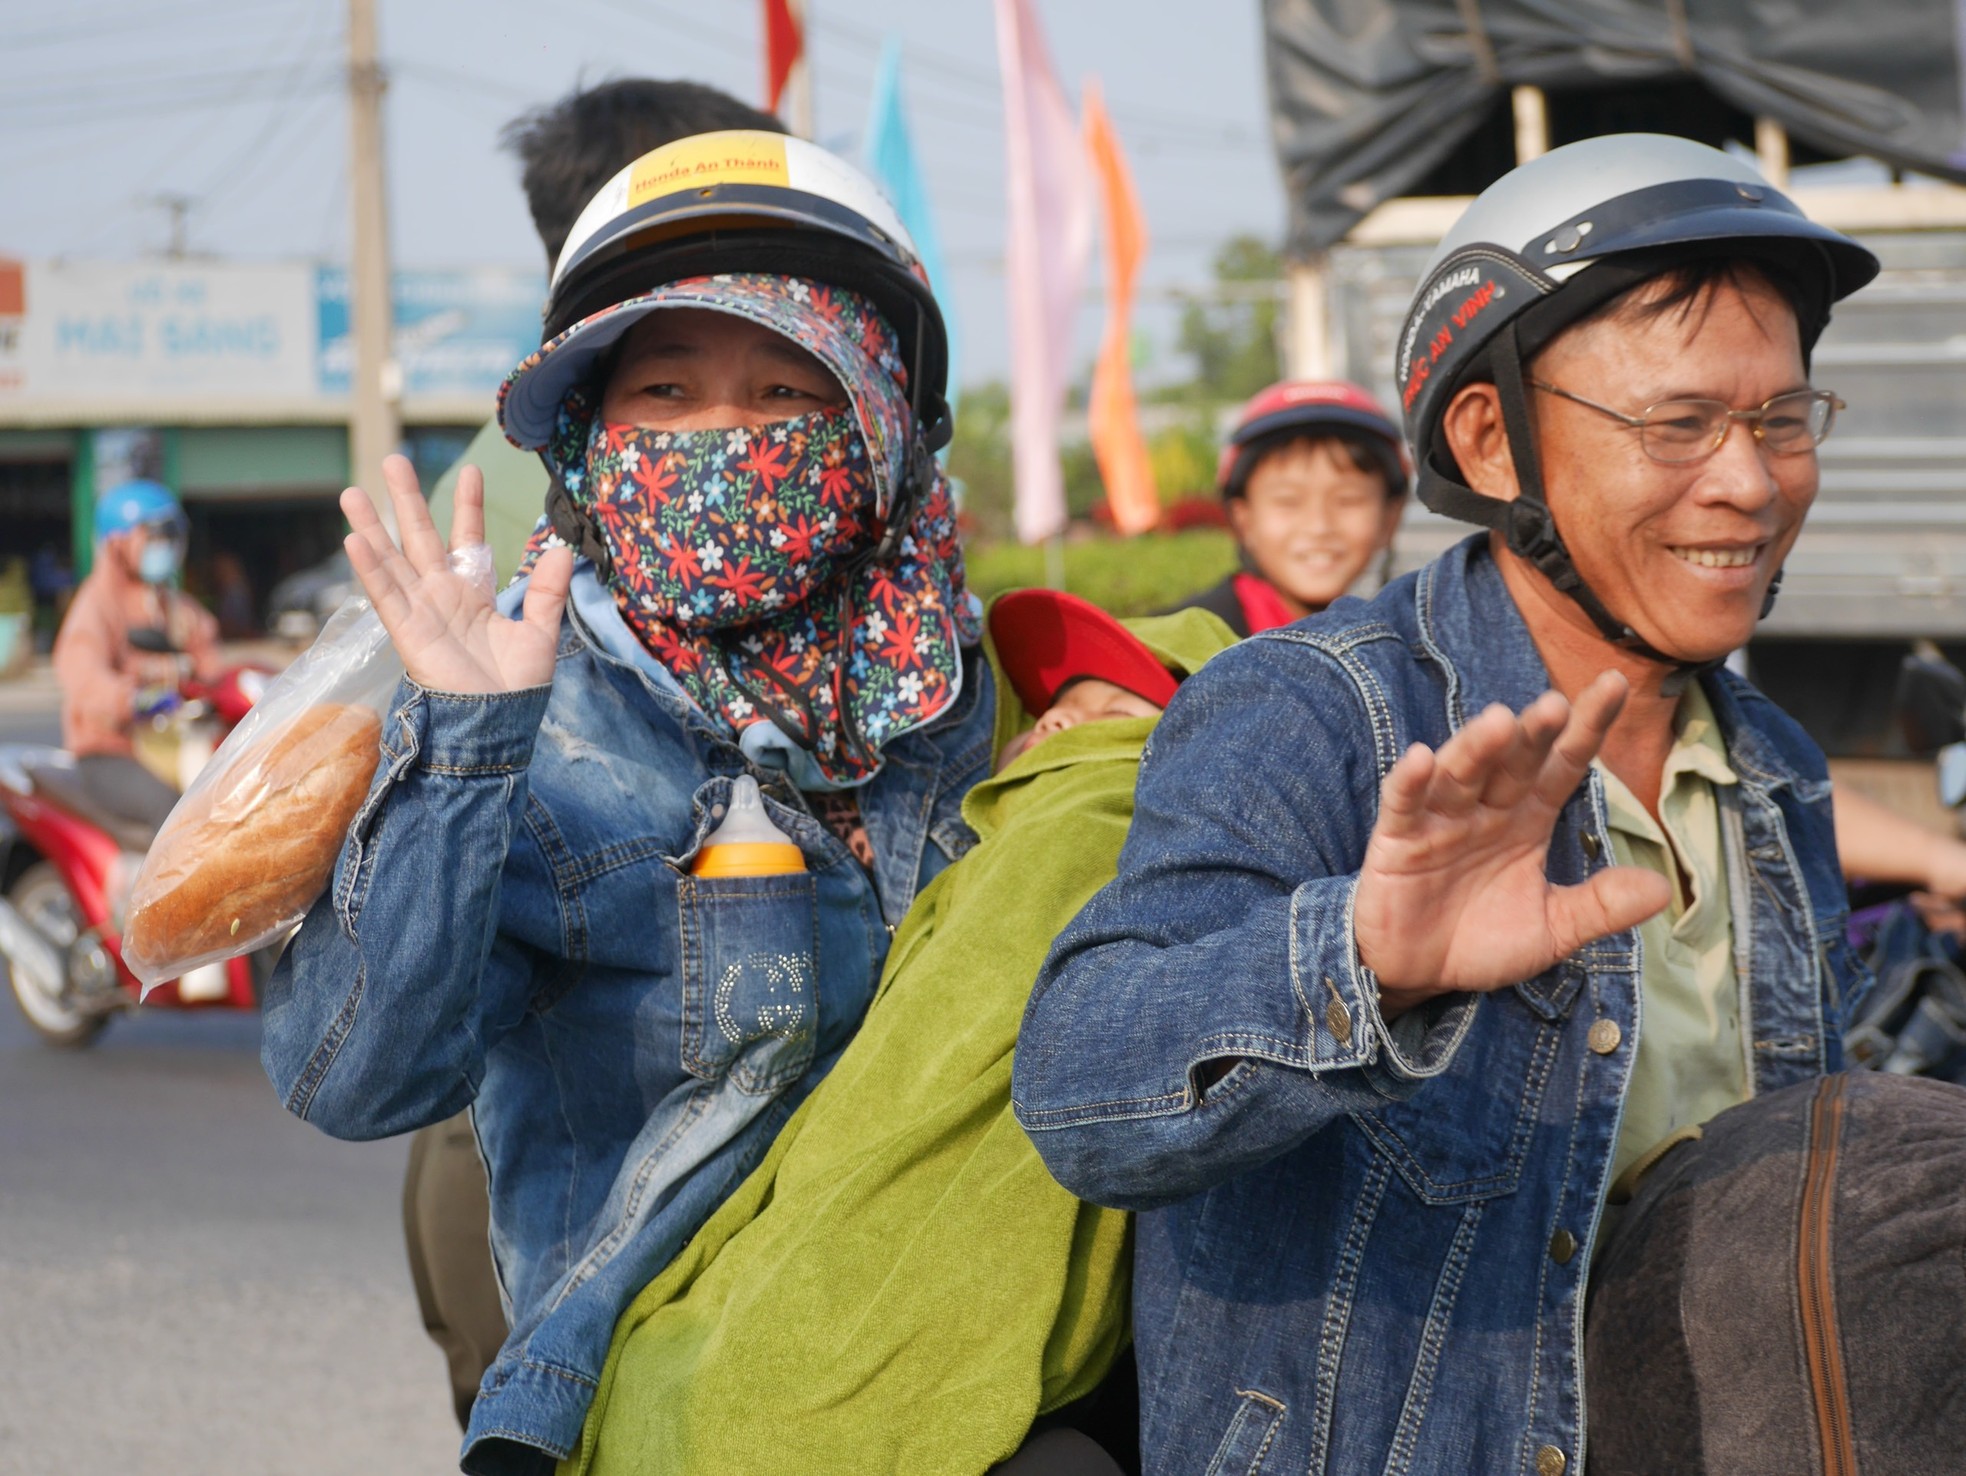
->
xmin=0 ymin=261 xmax=317 ymax=403
xmin=316 ymin=266 xmax=544 ymax=401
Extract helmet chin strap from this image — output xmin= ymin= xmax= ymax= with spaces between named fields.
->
xmin=1485 ymin=321 xmax=1750 ymax=698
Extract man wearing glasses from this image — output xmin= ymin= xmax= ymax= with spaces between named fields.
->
xmin=1014 ymin=135 xmax=1905 ymax=1474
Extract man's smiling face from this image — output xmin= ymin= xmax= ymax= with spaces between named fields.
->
xmin=1527 ymin=269 xmax=1818 ymax=664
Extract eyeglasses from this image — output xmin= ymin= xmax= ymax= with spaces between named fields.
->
xmin=1530 ymin=380 xmax=1845 ymax=464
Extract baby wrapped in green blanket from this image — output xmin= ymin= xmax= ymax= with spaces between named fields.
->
xmin=559 ymin=597 xmax=1236 ymax=1476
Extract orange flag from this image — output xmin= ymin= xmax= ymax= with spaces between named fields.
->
xmin=1083 ymin=81 xmax=1159 ymax=535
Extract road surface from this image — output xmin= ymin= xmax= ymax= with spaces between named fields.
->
xmin=0 ymin=668 xmax=462 ymax=1474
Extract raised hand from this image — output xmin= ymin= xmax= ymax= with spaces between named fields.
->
xmin=1354 ymin=671 xmax=1671 ymax=1016
xmin=341 ymin=454 xmax=574 ymax=695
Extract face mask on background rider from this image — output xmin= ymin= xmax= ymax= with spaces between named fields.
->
xmin=136 ymin=529 xmax=183 ymax=585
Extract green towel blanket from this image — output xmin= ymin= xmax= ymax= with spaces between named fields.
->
xmin=560 ymin=609 xmax=1235 ymax=1476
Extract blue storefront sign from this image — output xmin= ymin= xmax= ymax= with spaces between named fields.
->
xmin=317 ymin=266 xmax=545 ymax=401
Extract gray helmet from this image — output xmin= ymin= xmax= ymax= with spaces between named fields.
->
xmin=1395 ymin=133 xmax=1880 ymax=666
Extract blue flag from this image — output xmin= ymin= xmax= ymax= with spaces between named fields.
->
xmin=863 ymin=37 xmax=959 ymax=420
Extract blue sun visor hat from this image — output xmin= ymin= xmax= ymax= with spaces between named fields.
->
xmin=497 ymin=273 xmax=920 ymax=521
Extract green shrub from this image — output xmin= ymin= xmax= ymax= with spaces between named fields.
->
xmin=965 ymin=529 xmax=1239 ymax=617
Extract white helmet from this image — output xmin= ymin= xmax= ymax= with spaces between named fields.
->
xmin=500 ymin=130 xmax=949 ymax=455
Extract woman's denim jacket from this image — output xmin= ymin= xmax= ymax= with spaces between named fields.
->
xmin=260 ymin=566 xmax=993 ymax=1474
xmin=1013 ymin=536 xmax=1865 ymax=1476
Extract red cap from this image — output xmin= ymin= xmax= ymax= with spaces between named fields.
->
xmin=1215 ymin=379 xmax=1409 ymax=495
xmin=989 ymin=590 xmax=1180 ymax=715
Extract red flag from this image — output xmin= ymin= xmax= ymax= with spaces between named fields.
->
xmin=1083 ymin=81 xmax=1158 ymax=535
xmin=762 ymin=0 xmax=804 ymax=116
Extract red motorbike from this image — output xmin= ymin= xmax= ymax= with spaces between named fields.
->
xmin=0 ymin=636 xmax=276 ymax=1047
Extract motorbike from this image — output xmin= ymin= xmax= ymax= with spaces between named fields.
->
xmin=1841 ymin=645 xmax=1966 ymax=1083
xmin=0 ymin=629 xmax=277 ymax=1047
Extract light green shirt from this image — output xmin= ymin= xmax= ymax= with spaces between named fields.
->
xmin=1597 ymin=685 xmax=1749 ymax=1188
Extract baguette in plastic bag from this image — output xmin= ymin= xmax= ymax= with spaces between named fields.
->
xmin=123 ymin=544 xmax=493 ymax=992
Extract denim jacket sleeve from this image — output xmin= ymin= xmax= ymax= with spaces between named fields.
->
xmin=1012 ymin=635 xmax=1475 ymax=1211
xmin=259 ymin=677 xmax=552 ymax=1141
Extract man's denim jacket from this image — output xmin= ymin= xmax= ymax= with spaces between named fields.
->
xmin=260 ymin=567 xmax=992 ymax=1474
xmin=1013 ymin=537 xmax=1865 ymax=1476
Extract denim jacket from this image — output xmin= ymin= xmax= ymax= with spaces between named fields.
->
xmin=1013 ymin=536 xmax=1864 ymax=1476
xmin=260 ymin=566 xmax=993 ymax=1474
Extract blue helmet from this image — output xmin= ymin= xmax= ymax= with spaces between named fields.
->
xmin=94 ymin=479 xmax=187 ymax=544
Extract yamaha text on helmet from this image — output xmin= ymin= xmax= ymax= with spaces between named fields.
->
xmin=1393 ymin=133 xmax=1878 ymax=670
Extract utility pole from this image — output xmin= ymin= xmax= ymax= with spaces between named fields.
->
xmin=146 ymin=193 xmax=194 ymax=258
xmin=786 ymin=1 xmax=814 ymax=141
xmin=347 ymin=0 xmax=399 ymax=519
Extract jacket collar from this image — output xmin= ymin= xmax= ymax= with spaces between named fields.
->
xmin=1697 ymin=670 xmax=1801 ymax=799
xmin=1418 ymin=535 xmax=1797 ymax=802
xmin=1413 ymin=534 xmax=1552 ymax=728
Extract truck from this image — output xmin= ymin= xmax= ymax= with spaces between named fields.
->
xmin=1264 ymin=0 xmax=1966 ymax=766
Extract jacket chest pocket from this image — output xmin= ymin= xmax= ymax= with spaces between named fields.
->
xmin=1353 ymin=991 xmax=1566 ymax=1204
xmin=677 ymin=871 xmax=822 ymax=1095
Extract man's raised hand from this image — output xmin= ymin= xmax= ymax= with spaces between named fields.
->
xmin=1353 ymin=671 xmax=1671 ymax=1016
xmin=341 ymin=454 xmax=574 ymax=695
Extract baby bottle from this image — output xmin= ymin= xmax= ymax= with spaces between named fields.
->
xmin=690 ymin=775 xmax=807 ymax=877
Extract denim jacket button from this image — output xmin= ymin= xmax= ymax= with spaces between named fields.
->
xmin=1536 ymin=1445 xmax=1568 ymax=1476
xmin=1587 ymin=1018 xmax=1622 ymax=1054
xmin=1548 ymin=1228 xmax=1577 ymax=1264
xmin=1325 ymin=997 xmax=1353 ymax=1045
xmin=1581 ymin=832 xmax=1602 ymax=863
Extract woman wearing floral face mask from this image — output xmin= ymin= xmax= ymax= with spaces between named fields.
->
xmin=258 ymin=133 xmax=991 ymax=1476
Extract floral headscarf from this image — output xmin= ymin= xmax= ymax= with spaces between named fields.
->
xmin=503 ymin=274 xmax=979 ymax=787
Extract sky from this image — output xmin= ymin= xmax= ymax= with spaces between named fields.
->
xmin=0 ymin=0 xmax=1287 ymax=391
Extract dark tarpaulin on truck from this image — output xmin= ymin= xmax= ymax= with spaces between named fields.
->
xmin=1265 ymin=0 xmax=1966 ymax=257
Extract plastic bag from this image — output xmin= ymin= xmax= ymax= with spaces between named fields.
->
xmin=123 ymin=543 xmax=494 ymax=993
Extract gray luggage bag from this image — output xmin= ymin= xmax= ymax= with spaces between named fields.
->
xmin=1586 ymin=1072 xmax=1966 ymax=1475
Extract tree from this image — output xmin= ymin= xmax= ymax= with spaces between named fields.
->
xmin=945 ymin=381 xmax=1015 ymax=542
xmin=1175 ymin=235 xmax=1282 ymax=402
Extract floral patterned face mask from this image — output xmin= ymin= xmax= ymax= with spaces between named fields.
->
xmin=515 ymin=279 xmax=977 ymax=787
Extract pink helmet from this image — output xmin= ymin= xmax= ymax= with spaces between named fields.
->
xmin=1215 ymin=380 xmax=1410 ymax=499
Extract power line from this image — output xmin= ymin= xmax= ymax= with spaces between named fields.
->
xmin=566 ymin=0 xmax=754 ymax=62
xmin=808 ymin=12 xmax=1261 ymax=153
xmin=194 ymin=85 xmax=340 ymax=226
xmin=0 ymin=0 xmax=306 ymax=49
xmin=0 ymin=35 xmax=341 ymax=102
xmin=0 ymin=70 xmax=342 ymax=127
xmin=393 ymin=59 xmax=539 ymax=106
xmin=28 ymin=4 xmax=335 ymax=255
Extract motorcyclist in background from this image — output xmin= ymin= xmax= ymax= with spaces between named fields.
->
xmin=51 ymin=479 xmax=218 ymax=831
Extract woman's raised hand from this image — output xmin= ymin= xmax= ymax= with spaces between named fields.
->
xmin=341 ymin=454 xmax=574 ymax=695
xmin=1353 ymin=671 xmax=1672 ymax=1017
